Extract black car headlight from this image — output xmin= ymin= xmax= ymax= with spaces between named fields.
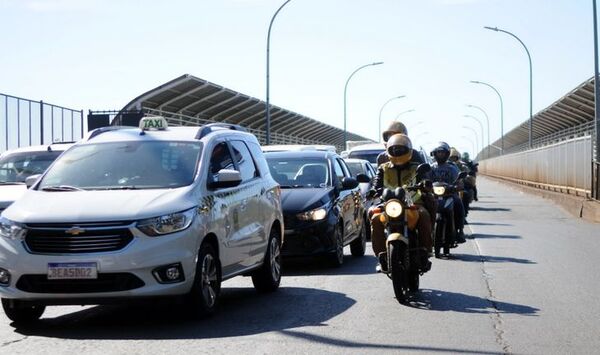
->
xmin=137 ymin=208 xmax=196 ymax=236
xmin=0 ymin=217 xmax=26 ymax=241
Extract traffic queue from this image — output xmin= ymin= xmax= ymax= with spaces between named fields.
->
xmin=0 ymin=116 xmax=478 ymax=325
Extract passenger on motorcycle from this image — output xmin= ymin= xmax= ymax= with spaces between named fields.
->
xmin=430 ymin=142 xmax=467 ymax=245
xmin=462 ymin=152 xmax=479 ymax=201
xmin=449 ymin=148 xmax=475 ymax=218
xmin=370 ymin=134 xmax=433 ymax=272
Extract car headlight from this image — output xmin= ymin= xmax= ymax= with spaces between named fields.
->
xmin=384 ymin=200 xmax=403 ymax=218
xmin=433 ymin=186 xmax=446 ymax=196
xmin=297 ymin=207 xmax=328 ymax=221
xmin=137 ymin=208 xmax=196 ymax=236
xmin=0 ymin=217 xmax=26 ymax=241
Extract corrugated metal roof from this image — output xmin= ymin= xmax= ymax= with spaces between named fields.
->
xmin=119 ymin=74 xmax=372 ymax=150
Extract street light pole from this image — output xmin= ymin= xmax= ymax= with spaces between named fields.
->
xmin=470 ymin=80 xmax=504 ymax=153
xmin=461 ymin=136 xmax=477 ymax=156
xmin=462 ymin=126 xmax=480 ymax=153
xmin=467 ymin=104 xmax=491 ymax=159
xmin=266 ymin=0 xmax=293 ymax=145
xmin=344 ymin=61 xmax=384 ymax=149
xmin=378 ymin=95 xmax=406 ymax=142
xmin=594 ymin=0 xmax=600 ymax=163
xmin=463 ymin=115 xmax=485 ymax=159
xmin=395 ymin=109 xmax=416 ymax=120
xmin=485 ymin=26 xmax=533 ymax=148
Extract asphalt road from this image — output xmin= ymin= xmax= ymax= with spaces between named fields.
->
xmin=1 ymin=177 xmax=599 ymax=354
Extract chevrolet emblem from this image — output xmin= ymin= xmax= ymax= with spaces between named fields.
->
xmin=65 ymin=227 xmax=85 ymax=236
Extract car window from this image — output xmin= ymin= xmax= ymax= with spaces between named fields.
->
xmin=209 ymin=142 xmax=235 ymax=177
xmin=333 ymin=158 xmax=346 ymax=184
xmin=230 ymin=140 xmax=258 ymax=183
xmin=246 ymin=141 xmax=270 ymax=177
xmin=345 ymin=162 xmax=364 ymax=177
xmin=347 ymin=150 xmax=383 ymax=164
xmin=265 ymin=156 xmax=329 ymax=188
xmin=39 ymin=141 xmax=202 ymax=190
xmin=0 ymin=151 xmax=62 ymax=183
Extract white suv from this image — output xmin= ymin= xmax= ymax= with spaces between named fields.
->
xmin=0 ymin=117 xmax=284 ymax=324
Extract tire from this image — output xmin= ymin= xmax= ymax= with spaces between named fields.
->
xmin=252 ymin=228 xmax=282 ymax=293
xmin=186 ymin=243 xmax=221 ymax=318
xmin=329 ymin=223 xmax=344 ymax=267
xmin=350 ymin=220 xmax=366 ymax=257
xmin=1 ymin=299 xmax=45 ymax=324
xmin=408 ymin=271 xmax=420 ymax=292
xmin=389 ymin=242 xmax=410 ymax=304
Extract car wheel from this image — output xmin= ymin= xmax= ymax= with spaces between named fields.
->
xmin=1 ymin=299 xmax=45 ymax=325
xmin=252 ymin=227 xmax=282 ymax=293
xmin=186 ymin=242 xmax=221 ymax=317
xmin=329 ymin=223 xmax=344 ymax=267
xmin=350 ymin=219 xmax=366 ymax=257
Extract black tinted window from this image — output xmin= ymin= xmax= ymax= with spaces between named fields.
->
xmin=231 ymin=141 xmax=257 ymax=182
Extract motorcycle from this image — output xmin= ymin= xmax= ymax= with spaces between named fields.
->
xmin=461 ymin=173 xmax=476 ymax=215
xmin=372 ymin=163 xmax=432 ymax=304
xmin=432 ymin=171 xmax=467 ymax=258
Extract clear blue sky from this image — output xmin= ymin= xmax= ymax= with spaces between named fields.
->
xmin=0 ymin=0 xmax=596 ymax=155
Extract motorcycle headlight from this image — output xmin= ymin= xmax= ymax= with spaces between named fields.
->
xmin=384 ymin=200 xmax=403 ymax=218
xmin=137 ymin=208 xmax=196 ymax=236
xmin=297 ymin=207 xmax=328 ymax=221
xmin=0 ymin=217 xmax=26 ymax=241
xmin=433 ymin=186 xmax=446 ymax=196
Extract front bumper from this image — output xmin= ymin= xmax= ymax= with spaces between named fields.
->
xmin=281 ymin=216 xmax=336 ymax=257
xmin=0 ymin=224 xmax=201 ymax=304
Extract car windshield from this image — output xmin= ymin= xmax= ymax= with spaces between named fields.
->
xmin=38 ymin=141 xmax=202 ymax=190
xmin=0 ymin=151 xmax=62 ymax=183
xmin=266 ymin=157 xmax=329 ymax=188
xmin=347 ymin=150 xmax=383 ymax=164
xmin=345 ymin=162 xmax=365 ymax=177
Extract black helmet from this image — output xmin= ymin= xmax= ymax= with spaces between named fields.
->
xmin=431 ymin=142 xmax=451 ymax=164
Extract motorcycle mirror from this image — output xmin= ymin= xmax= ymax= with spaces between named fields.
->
xmin=416 ymin=163 xmax=431 ymax=175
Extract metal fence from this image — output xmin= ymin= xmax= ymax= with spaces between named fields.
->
xmin=480 ymin=135 xmax=593 ymax=196
xmin=0 ymin=93 xmax=84 ymax=153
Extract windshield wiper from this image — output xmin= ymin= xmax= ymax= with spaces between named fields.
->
xmin=41 ymin=185 xmax=84 ymax=192
xmin=0 ymin=181 xmax=26 ymax=185
xmin=100 ymin=186 xmax=140 ymax=190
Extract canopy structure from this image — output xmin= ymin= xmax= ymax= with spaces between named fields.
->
xmin=118 ymin=74 xmax=372 ymax=150
xmin=486 ymin=77 xmax=595 ymax=157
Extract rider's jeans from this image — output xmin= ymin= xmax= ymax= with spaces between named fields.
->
xmin=370 ymin=206 xmax=433 ymax=257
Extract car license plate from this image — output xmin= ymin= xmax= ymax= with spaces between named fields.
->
xmin=47 ymin=262 xmax=98 ymax=280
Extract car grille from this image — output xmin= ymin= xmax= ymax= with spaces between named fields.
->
xmin=16 ymin=273 xmax=144 ymax=293
xmin=24 ymin=221 xmax=134 ymax=254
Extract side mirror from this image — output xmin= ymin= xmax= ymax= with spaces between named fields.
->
xmin=25 ymin=174 xmax=42 ymax=189
xmin=209 ymin=169 xmax=242 ymax=189
xmin=416 ymin=163 xmax=431 ymax=176
xmin=341 ymin=177 xmax=359 ymax=190
xmin=355 ymin=173 xmax=370 ymax=183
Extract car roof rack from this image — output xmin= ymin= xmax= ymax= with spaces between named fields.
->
xmin=47 ymin=141 xmax=76 ymax=151
xmin=86 ymin=126 xmax=131 ymax=141
xmin=195 ymin=123 xmax=247 ymax=140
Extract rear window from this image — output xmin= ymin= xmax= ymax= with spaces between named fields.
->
xmin=347 ymin=150 xmax=383 ymax=164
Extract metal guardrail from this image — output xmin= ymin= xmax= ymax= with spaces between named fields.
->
xmin=0 ymin=93 xmax=84 ymax=152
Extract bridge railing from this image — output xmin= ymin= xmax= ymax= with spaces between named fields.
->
xmin=0 ymin=93 xmax=84 ymax=153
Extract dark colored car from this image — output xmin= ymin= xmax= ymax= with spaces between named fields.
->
xmin=265 ymin=150 xmax=369 ymax=266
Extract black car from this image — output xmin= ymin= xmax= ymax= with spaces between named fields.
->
xmin=265 ymin=150 xmax=370 ymax=266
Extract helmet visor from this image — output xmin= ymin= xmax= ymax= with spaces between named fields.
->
xmin=388 ymin=145 xmax=410 ymax=157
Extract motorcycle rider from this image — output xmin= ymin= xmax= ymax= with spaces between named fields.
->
xmin=370 ymin=134 xmax=433 ymax=272
xmin=462 ymin=152 xmax=478 ymax=201
xmin=449 ymin=148 xmax=474 ymax=218
xmin=430 ymin=142 xmax=466 ymax=246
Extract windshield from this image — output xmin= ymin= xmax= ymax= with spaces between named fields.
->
xmin=347 ymin=150 xmax=383 ymax=164
xmin=345 ymin=162 xmax=365 ymax=177
xmin=39 ymin=141 xmax=202 ymax=190
xmin=266 ymin=157 xmax=330 ymax=188
xmin=0 ymin=151 xmax=62 ymax=183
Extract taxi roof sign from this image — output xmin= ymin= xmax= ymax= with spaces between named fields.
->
xmin=139 ymin=116 xmax=168 ymax=131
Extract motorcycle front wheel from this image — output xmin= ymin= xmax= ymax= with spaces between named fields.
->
xmin=389 ymin=241 xmax=410 ymax=304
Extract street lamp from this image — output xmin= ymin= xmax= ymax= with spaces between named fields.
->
xmin=266 ymin=0 xmax=293 ymax=145
xmin=462 ymin=126 xmax=480 ymax=153
xmin=414 ymin=131 xmax=429 ymax=141
xmin=378 ymin=95 xmax=406 ymax=142
xmin=395 ymin=109 xmax=416 ymax=120
xmin=466 ymin=104 xmax=490 ymax=158
xmin=484 ymin=26 xmax=533 ymax=148
xmin=408 ymin=121 xmax=425 ymax=131
xmin=594 ymin=0 xmax=600 ymax=167
xmin=344 ymin=61 xmax=384 ymax=149
xmin=463 ymin=115 xmax=485 ymax=158
xmin=461 ymin=136 xmax=476 ymax=156
xmin=470 ymin=80 xmax=504 ymax=153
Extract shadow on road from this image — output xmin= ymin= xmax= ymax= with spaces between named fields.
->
xmin=14 ymin=286 xmax=355 ymax=340
xmin=283 ymin=254 xmax=378 ymax=276
xmin=467 ymin=222 xmax=512 ymax=227
xmin=472 ymin=233 xmax=522 ymax=240
xmin=451 ymin=253 xmax=536 ymax=264
xmin=278 ymin=329 xmax=504 ymax=354
xmin=470 ymin=206 xmax=511 ymax=212
xmin=408 ymin=289 xmax=540 ymax=316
